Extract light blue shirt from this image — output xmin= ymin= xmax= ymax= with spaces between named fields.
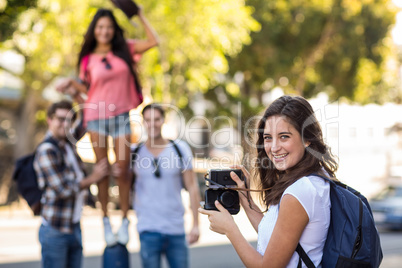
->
xmin=131 ymin=140 xmax=193 ymax=235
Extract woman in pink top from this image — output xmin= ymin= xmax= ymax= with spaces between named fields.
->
xmin=57 ymin=7 xmax=159 ymax=246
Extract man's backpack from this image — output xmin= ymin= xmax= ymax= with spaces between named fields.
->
xmin=12 ymin=137 xmax=61 ymax=216
xmin=296 ymin=175 xmax=383 ymax=268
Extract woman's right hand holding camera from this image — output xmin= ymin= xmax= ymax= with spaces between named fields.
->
xmin=231 ymin=165 xmax=263 ymax=229
xmin=230 ymin=165 xmax=252 ymax=205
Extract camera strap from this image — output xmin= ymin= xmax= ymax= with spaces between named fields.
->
xmin=204 ymin=178 xmax=235 ymax=189
xmin=203 ymin=175 xmax=271 ymax=192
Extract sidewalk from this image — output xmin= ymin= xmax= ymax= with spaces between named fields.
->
xmin=1 ymin=198 xmax=401 ymax=268
xmin=0 ymin=242 xmax=253 ymax=268
xmin=0 ymin=194 xmax=257 ymax=266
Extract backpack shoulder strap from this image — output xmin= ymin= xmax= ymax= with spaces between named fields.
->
xmin=38 ymin=137 xmax=64 ymax=157
xmin=35 ymin=137 xmax=61 ymax=157
xmin=82 ymin=55 xmax=89 ymax=70
xmin=131 ymin=142 xmax=144 ymax=164
xmin=169 ymin=139 xmax=183 ymax=160
xmin=296 ymin=243 xmax=316 ymax=268
xmin=294 ymin=174 xmax=328 ymax=268
xmin=35 ymin=137 xmax=65 ymax=189
xmin=81 ymin=55 xmax=90 ymax=77
xmin=42 ymin=136 xmax=60 ymax=148
xmin=79 ymin=54 xmax=91 ymax=90
xmin=131 ymin=142 xmax=144 ymax=189
xmin=169 ymin=139 xmax=190 ymax=190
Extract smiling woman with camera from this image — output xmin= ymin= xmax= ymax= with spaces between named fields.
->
xmin=199 ymin=95 xmax=338 ymax=267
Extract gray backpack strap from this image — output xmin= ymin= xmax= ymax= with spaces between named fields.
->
xmin=131 ymin=142 xmax=144 ymax=189
xmin=169 ymin=139 xmax=184 ymax=170
xmin=169 ymin=139 xmax=189 ymax=190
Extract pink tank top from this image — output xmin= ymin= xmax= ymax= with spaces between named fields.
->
xmin=79 ymin=40 xmax=141 ymax=124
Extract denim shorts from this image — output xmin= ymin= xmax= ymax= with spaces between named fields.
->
xmin=87 ymin=112 xmax=131 ymax=138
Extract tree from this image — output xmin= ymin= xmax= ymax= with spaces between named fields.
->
xmin=126 ymin=0 xmax=260 ymax=110
xmin=2 ymin=0 xmax=258 ymax=146
xmin=0 ymin=0 xmax=38 ymax=42
xmin=227 ymin=0 xmax=398 ymax=104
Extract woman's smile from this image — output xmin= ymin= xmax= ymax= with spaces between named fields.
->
xmin=272 ymin=153 xmax=289 ymax=160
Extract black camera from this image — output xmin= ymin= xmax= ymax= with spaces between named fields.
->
xmin=208 ymin=169 xmax=242 ymax=187
xmin=204 ymin=188 xmax=240 ymax=214
xmin=203 ymin=169 xmax=243 ymax=215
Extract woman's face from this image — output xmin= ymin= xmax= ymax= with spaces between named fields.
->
xmin=263 ymin=115 xmax=309 ymax=171
xmin=94 ymin=16 xmax=115 ymax=45
xmin=143 ymin=108 xmax=164 ymax=140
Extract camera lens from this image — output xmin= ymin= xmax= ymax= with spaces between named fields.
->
xmin=219 ymin=191 xmax=236 ymax=207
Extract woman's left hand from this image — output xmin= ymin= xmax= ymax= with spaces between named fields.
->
xmin=56 ymin=78 xmax=77 ymax=97
xmin=199 ymin=200 xmax=237 ymax=235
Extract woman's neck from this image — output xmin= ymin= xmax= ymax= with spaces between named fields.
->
xmin=145 ymin=137 xmax=169 ymax=157
xmin=94 ymin=44 xmax=112 ymax=54
xmin=146 ymin=137 xmax=168 ymax=147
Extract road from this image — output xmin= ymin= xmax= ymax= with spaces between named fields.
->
xmin=0 ymin=202 xmax=401 ymax=268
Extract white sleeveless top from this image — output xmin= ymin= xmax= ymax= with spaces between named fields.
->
xmin=257 ymin=175 xmax=331 ymax=267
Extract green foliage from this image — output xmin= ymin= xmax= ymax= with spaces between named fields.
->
xmin=1 ymin=0 xmax=98 ymax=96
xmin=1 ymin=0 xmax=258 ymax=116
xmin=0 ymin=0 xmax=38 ymax=42
xmin=129 ymin=0 xmax=260 ymax=110
xmin=0 ymin=0 xmax=399 ymax=126
xmin=228 ymin=0 xmax=398 ymax=104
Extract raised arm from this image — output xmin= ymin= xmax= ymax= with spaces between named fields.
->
xmin=131 ymin=8 xmax=159 ymax=54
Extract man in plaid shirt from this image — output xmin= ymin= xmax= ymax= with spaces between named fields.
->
xmin=33 ymin=100 xmax=116 ymax=268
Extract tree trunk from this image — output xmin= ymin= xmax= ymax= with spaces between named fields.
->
xmin=14 ymin=90 xmax=39 ymax=158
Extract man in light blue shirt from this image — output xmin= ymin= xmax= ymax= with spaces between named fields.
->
xmin=131 ymin=103 xmax=201 ymax=268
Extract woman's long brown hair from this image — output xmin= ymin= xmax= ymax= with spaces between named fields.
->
xmin=255 ymin=95 xmax=338 ymax=208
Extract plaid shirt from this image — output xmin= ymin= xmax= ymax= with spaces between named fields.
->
xmin=33 ymin=132 xmax=87 ymax=233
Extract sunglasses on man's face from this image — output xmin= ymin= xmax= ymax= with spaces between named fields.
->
xmin=152 ymin=158 xmax=161 ymax=178
xmin=102 ymin=57 xmax=112 ymax=70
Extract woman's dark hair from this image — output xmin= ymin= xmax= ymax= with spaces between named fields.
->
xmin=77 ymin=9 xmax=140 ymax=88
xmin=142 ymin=103 xmax=165 ymax=118
xmin=255 ymin=95 xmax=338 ymax=208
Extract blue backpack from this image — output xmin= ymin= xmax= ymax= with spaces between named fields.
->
xmin=296 ymin=175 xmax=383 ymax=268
